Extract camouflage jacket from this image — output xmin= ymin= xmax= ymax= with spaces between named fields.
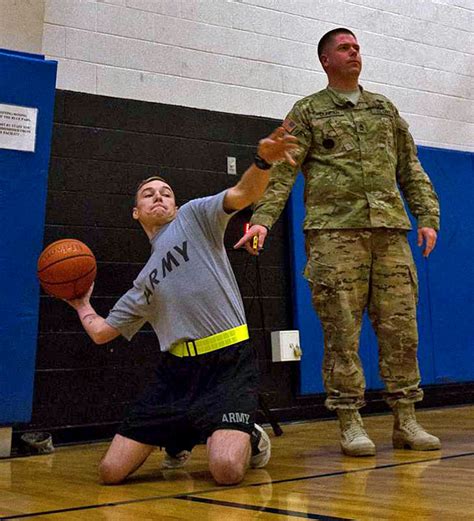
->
xmin=251 ymin=87 xmax=440 ymax=231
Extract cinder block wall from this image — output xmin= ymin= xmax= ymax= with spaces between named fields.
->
xmin=41 ymin=0 xmax=474 ymax=152
xmin=3 ymin=0 xmax=473 ymax=443
xmin=0 ymin=0 xmax=45 ymax=53
xmin=31 ymin=91 xmax=300 ymax=443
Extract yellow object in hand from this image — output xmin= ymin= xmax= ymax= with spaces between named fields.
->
xmin=252 ymin=235 xmax=258 ymax=252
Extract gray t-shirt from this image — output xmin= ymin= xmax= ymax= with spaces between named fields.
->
xmin=105 ymin=191 xmax=246 ymax=352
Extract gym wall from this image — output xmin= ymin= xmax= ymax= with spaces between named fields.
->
xmin=31 ymin=90 xmax=296 ymax=443
xmin=0 ymin=0 xmax=46 ymax=54
xmin=42 ymin=0 xmax=473 ymax=153
xmin=3 ymin=0 xmax=473 ymax=444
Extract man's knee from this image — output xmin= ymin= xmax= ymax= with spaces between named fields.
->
xmin=209 ymin=454 xmax=246 ymax=485
xmin=98 ymin=459 xmax=128 ymax=485
xmin=207 ymin=429 xmax=250 ymax=485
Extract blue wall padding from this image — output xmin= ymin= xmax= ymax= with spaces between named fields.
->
xmin=287 ymin=146 xmax=474 ymax=395
xmin=0 ymin=50 xmax=57 ymax=423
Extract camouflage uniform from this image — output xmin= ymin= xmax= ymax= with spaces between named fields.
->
xmin=251 ymin=87 xmax=440 ymax=410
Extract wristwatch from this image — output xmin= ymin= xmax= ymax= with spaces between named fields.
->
xmin=254 ymin=153 xmax=272 ymax=170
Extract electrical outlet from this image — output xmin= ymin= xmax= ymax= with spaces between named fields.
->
xmin=227 ymin=156 xmax=237 ymax=175
xmin=271 ymin=330 xmax=302 ymax=362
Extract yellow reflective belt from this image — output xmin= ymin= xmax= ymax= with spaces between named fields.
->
xmin=169 ymin=324 xmax=249 ymax=358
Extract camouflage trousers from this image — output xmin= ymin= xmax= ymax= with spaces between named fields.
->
xmin=304 ymin=229 xmax=423 ymax=410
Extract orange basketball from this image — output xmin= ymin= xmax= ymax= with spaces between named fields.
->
xmin=37 ymin=239 xmax=97 ymax=300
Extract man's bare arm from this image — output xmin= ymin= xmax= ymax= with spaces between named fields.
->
xmin=65 ymin=284 xmax=121 ymax=344
xmin=224 ymin=127 xmax=298 ymax=212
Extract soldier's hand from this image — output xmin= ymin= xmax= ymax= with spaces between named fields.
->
xmin=418 ymin=227 xmax=437 ymax=257
xmin=234 ymin=224 xmax=268 ymax=255
xmin=257 ymin=127 xmax=299 ymax=166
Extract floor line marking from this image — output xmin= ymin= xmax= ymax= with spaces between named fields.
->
xmin=2 ymin=451 xmax=473 ymax=519
xmin=177 ymin=495 xmax=353 ymax=520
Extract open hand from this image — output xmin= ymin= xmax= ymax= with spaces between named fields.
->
xmin=418 ymin=227 xmax=437 ymax=257
xmin=257 ymin=127 xmax=299 ymax=167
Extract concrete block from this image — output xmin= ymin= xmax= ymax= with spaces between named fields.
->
xmin=181 ymin=0 xmax=232 ymax=27
xmin=179 ymin=48 xmax=282 ymax=91
xmin=68 ymin=26 xmax=187 ymax=74
xmin=96 ymin=65 xmax=144 ymax=100
xmin=227 ymin=30 xmax=316 ymax=70
xmin=281 ymin=66 xmax=326 ymax=97
xmin=357 ymin=31 xmax=474 ymax=76
xmin=407 ymin=113 xmax=474 ymax=152
xmin=364 ymin=81 xmax=474 ymax=127
xmin=230 ymin=1 xmax=281 ymax=36
xmin=434 ymin=1 xmax=474 ymax=31
xmin=362 ymin=55 xmax=471 ymax=99
xmin=42 ymin=23 xmax=66 ymax=56
xmin=151 ymin=11 xmax=317 ymax=69
xmin=350 ymin=0 xmax=473 ymax=32
xmin=152 ymin=14 xmax=229 ymax=53
xmin=66 ymin=28 xmax=95 ymax=62
xmin=45 ymin=0 xmax=97 ymax=31
xmin=0 ymin=0 xmax=46 ymax=54
xmin=97 ymin=3 xmax=154 ymax=40
xmin=97 ymin=65 xmax=298 ymax=118
xmin=126 ymin=0 xmax=180 ymax=17
xmin=98 ymin=0 xmax=126 ymax=5
xmin=279 ymin=11 xmax=336 ymax=46
xmin=55 ymin=57 xmax=96 ymax=93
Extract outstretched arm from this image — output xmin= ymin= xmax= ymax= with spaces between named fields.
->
xmin=65 ymin=284 xmax=121 ymax=344
xmin=235 ymin=107 xmax=312 ymax=254
xmin=223 ymin=127 xmax=298 ymax=212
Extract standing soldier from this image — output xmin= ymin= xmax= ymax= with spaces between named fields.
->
xmin=236 ymin=28 xmax=441 ymax=456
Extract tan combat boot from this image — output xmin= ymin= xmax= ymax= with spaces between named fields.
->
xmin=392 ymin=403 xmax=441 ymax=450
xmin=337 ymin=410 xmax=376 ymax=456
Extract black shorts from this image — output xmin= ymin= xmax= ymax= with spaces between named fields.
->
xmin=117 ymin=340 xmax=259 ymax=449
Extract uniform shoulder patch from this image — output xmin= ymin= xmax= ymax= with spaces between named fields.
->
xmin=282 ymin=118 xmax=297 ymax=134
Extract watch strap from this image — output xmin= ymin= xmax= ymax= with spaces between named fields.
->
xmin=254 ymin=154 xmax=272 ymax=170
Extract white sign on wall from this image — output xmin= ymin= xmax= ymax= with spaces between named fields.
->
xmin=0 ymin=103 xmax=38 ymax=152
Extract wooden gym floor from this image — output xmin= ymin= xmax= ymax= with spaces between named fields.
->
xmin=1 ymin=405 xmax=473 ymax=520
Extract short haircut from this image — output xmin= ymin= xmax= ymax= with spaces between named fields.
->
xmin=317 ymin=28 xmax=357 ymax=59
xmin=134 ymin=175 xmax=171 ymax=205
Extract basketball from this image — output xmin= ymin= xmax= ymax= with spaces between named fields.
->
xmin=37 ymin=239 xmax=97 ymax=300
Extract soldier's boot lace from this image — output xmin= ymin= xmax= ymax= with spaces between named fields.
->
xmin=337 ymin=409 xmax=376 ymax=457
xmin=392 ymin=403 xmax=441 ymax=450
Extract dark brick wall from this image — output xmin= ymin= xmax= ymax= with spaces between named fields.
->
xmin=23 ymin=90 xmax=299 ymax=443
xmin=17 ymin=90 xmax=473 ymax=447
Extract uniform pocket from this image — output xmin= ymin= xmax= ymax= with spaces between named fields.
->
xmin=372 ymin=261 xmax=418 ymax=306
xmin=407 ymin=264 xmax=419 ymax=303
xmin=304 ymin=259 xmax=337 ymax=288
xmin=312 ymin=117 xmax=356 ymax=158
xmin=305 ymin=261 xmax=337 ymax=318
